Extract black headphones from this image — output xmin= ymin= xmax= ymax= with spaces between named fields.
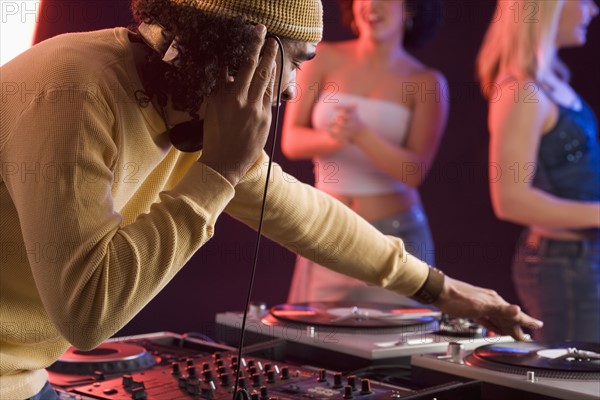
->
xmin=134 ymin=22 xmax=285 ymax=152
xmin=166 ymin=34 xmax=285 ymax=153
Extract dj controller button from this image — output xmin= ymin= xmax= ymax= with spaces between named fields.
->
xmin=103 ymin=388 xmax=118 ymax=395
xmin=526 ymin=371 xmax=536 ymax=382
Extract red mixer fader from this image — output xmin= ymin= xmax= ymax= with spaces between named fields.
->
xmin=48 ymin=331 xmax=475 ymax=399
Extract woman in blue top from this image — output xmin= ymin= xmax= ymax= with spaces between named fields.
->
xmin=283 ymin=0 xmax=448 ymax=304
xmin=478 ymin=0 xmax=600 ymax=342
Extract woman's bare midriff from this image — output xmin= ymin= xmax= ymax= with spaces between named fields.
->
xmin=326 ymin=189 xmax=421 ymax=222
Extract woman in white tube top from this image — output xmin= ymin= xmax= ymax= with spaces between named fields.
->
xmin=282 ymin=0 xmax=449 ymax=304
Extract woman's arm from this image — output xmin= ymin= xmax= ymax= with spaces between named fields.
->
xmin=488 ymin=79 xmax=599 ymax=228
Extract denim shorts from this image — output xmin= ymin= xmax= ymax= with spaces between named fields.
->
xmin=512 ymin=230 xmax=600 ymax=342
xmin=28 ymin=381 xmax=59 ymax=400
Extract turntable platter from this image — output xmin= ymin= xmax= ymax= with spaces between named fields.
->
xmin=466 ymin=341 xmax=600 ymax=380
xmin=270 ymin=302 xmax=440 ymax=328
xmin=47 ymin=342 xmax=156 ymax=387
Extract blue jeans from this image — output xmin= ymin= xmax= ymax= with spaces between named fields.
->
xmin=512 ymin=230 xmax=600 ymax=342
xmin=28 ymin=381 xmax=59 ymax=400
xmin=288 ymin=205 xmax=435 ymax=305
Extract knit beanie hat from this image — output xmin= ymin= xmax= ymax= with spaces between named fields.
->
xmin=169 ymin=0 xmax=323 ymax=42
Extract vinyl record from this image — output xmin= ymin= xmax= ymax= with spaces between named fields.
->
xmin=269 ymin=302 xmax=440 ymax=328
xmin=466 ymin=341 xmax=600 ymax=380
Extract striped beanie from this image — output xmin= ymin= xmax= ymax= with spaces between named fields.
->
xmin=170 ymin=0 xmax=323 ymax=42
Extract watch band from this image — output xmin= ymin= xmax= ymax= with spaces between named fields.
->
xmin=409 ymin=267 xmax=445 ymax=304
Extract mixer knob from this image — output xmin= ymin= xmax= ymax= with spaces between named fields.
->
xmin=201 ymin=382 xmax=216 ymax=400
xmin=332 ymin=373 xmax=343 ymax=389
xmin=171 ymin=362 xmax=181 ymax=376
xmin=219 ymin=373 xmax=231 ymax=387
xmin=216 ymin=359 xmax=225 ymax=368
xmin=122 ymin=374 xmax=133 ymax=389
xmin=317 ymin=369 xmax=327 ymax=383
xmin=178 ymin=376 xmax=187 ymax=389
xmin=131 ymin=381 xmax=145 ymax=390
xmin=187 ymin=366 xmax=198 ymax=379
xmin=251 ymin=373 xmax=262 ymax=387
xmin=217 ymin=365 xmax=228 ymax=375
xmin=347 ymin=375 xmax=357 ymax=391
xmin=343 ymin=385 xmax=353 ymax=399
xmin=264 ymin=363 xmax=272 ymax=372
xmin=93 ymin=370 xmax=105 ymax=382
xmin=186 ymin=378 xmax=201 ymax=395
xmin=247 ymin=360 xmax=256 ymax=368
xmin=213 ymin=352 xmax=222 ymax=360
xmin=266 ymin=370 xmax=276 ymax=383
xmin=360 ymin=379 xmax=372 ymax=395
xmin=250 ymin=392 xmax=260 ymax=400
xmin=231 ymin=356 xmax=238 ymax=364
xmin=260 ymin=386 xmax=269 ymax=400
xmin=131 ymin=386 xmax=147 ymax=400
xmin=203 ymin=370 xmax=214 ymax=382
xmin=187 ymin=359 xmax=195 ymax=367
xmin=202 ymin=362 xmax=211 ymax=371
xmin=248 ymin=366 xmax=258 ymax=375
xmin=230 ymin=363 xmax=239 ymax=374
xmin=238 ymin=377 xmax=247 ymax=389
xmin=280 ymin=367 xmax=290 ymax=380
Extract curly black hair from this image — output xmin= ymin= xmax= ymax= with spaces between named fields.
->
xmin=337 ymin=0 xmax=443 ymax=49
xmin=130 ymin=0 xmax=259 ymax=113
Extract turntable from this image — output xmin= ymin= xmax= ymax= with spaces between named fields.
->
xmin=215 ymin=302 xmax=514 ymax=371
xmin=411 ymin=341 xmax=600 ymax=400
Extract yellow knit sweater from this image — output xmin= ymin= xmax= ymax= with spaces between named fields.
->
xmin=0 ymin=28 xmax=428 ymax=398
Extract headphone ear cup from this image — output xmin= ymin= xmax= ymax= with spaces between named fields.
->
xmin=168 ymin=118 xmax=204 ymax=152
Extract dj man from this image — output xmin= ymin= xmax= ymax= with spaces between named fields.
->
xmin=0 ymin=0 xmax=542 ymax=398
